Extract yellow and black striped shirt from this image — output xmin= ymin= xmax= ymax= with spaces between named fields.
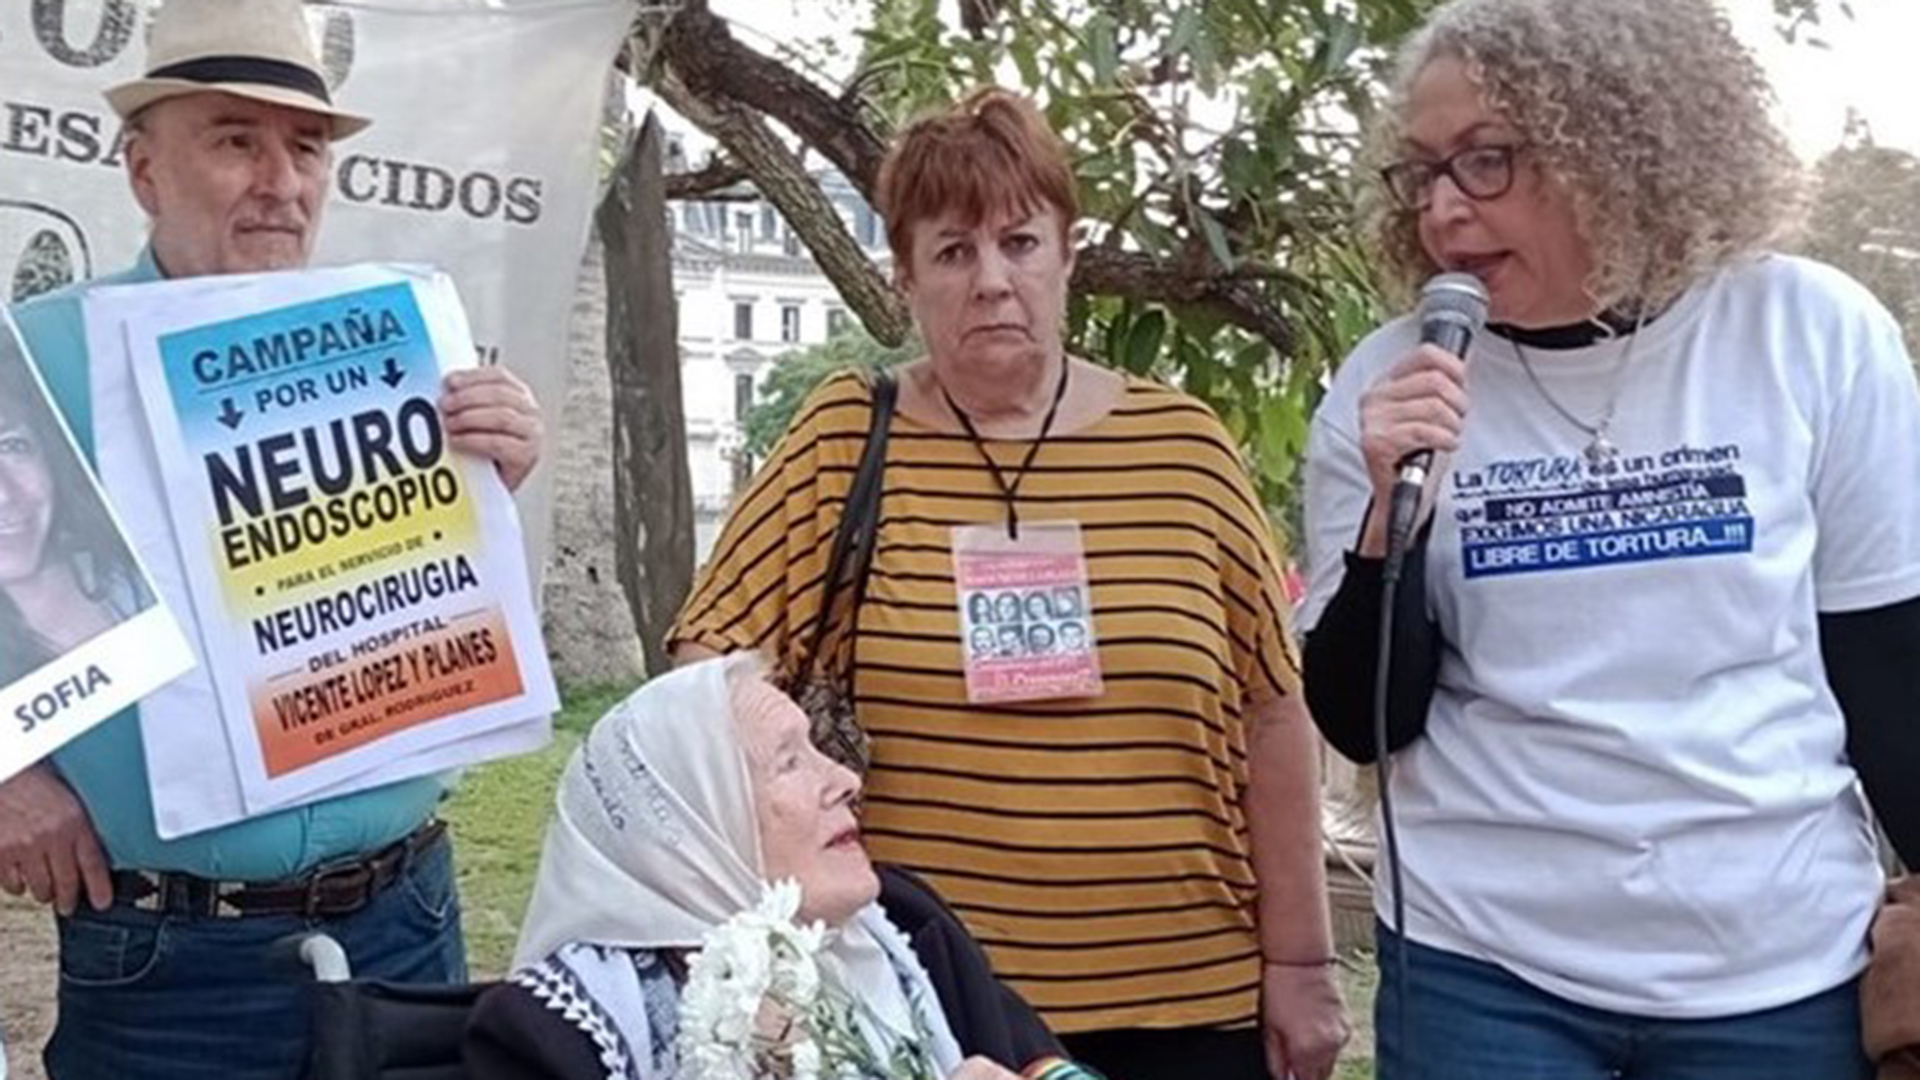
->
xmin=670 ymin=370 xmax=1303 ymax=1032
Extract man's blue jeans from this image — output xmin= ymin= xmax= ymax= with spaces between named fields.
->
xmin=1375 ymin=924 xmax=1871 ymax=1080
xmin=44 ymin=835 xmax=466 ymax=1080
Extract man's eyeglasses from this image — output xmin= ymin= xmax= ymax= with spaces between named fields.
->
xmin=1379 ymin=144 xmax=1528 ymax=211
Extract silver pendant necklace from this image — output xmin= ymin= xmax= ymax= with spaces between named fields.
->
xmin=1511 ymin=315 xmax=1645 ymax=468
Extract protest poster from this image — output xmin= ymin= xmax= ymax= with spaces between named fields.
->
xmin=89 ymin=264 xmax=556 ymax=823
xmin=0 ymin=308 xmax=193 ymax=784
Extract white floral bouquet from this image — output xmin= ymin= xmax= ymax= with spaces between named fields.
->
xmin=679 ymin=881 xmax=938 ymax=1080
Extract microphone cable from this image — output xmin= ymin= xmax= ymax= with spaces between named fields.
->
xmin=1371 ymin=270 xmax=1485 ymax=1072
xmin=1377 ymin=465 xmax=1425 ymax=1073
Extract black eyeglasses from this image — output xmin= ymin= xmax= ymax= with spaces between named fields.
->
xmin=1379 ymin=144 xmax=1529 ymax=211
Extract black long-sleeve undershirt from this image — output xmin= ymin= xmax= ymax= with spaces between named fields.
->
xmin=1822 ymin=595 xmax=1920 ymax=867
xmin=1302 ymin=547 xmax=1920 ymax=868
xmin=1301 ymin=531 xmax=1441 ymax=765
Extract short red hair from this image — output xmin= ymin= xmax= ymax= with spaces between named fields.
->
xmin=876 ymin=88 xmax=1079 ymax=270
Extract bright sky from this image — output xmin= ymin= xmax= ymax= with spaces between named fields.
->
xmin=704 ymin=0 xmax=1916 ymax=163
xmin=1724 ymin=0 xmax=1920 ymax=159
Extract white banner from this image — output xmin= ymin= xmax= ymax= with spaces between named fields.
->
xmin=0 ymin=0 xmax=633 ymax=588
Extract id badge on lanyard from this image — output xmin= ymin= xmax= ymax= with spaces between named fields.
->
xmin=952 ymin=521 xmax=1102 ymax=704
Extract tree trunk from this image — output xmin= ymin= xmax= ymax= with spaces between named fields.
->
xmin=599 ymin=112 xmax=695 ymax=677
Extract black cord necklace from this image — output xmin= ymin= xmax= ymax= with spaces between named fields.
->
xmin=939 ymin=359 xmax=1072 ymax=540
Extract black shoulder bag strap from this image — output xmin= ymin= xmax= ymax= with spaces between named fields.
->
xmin=796 ymin=370 xmax=896 ymax=765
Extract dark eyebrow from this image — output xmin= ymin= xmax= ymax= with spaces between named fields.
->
xmin=1403 ymin=121 xmax=1514 ymax=157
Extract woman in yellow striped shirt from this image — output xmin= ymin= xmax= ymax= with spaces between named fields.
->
xmin=670 ymin=88 xmax=1347 ymax=1080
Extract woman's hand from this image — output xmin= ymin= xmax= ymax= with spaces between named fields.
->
xmin=948 ymin=1056 xmax=1023 ymax=1079
xmin=1260 ymin=959 xmax=1350 ymax=1080
xmin=1356 ymin=344 xmax=1469 ymax=554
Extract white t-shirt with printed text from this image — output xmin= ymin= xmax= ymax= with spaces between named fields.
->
xmin=1301 ymin=255 xmax=1920 ymax=1017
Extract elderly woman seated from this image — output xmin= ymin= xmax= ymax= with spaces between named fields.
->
xmin=465 ymin=656 xmax=1093 ymax=1080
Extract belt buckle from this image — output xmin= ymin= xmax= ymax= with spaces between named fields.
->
xmin=213 ymin=880 xmax=250 ymax=919
xmin=129 ymin=870 xmax=166 ymax=913
xmin=302 ymin=859 xmax=376 ymax=918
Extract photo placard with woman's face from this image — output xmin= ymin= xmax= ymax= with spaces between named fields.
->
xmin=0 ymin=311 xmax=193 ymax=784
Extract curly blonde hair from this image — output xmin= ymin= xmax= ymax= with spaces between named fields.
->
xmin=1360 ymin=0 xmax=1802 ymax=314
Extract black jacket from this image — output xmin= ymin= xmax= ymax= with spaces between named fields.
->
xmin=464 ymin=865 xmax=1061 ymax=1079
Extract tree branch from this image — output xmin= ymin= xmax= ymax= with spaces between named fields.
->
xmin=652 ymin=48 xmax=911 ymax=345
xmin=959 ymin=0 xmax=1005 ymax=38
xmin=642 ymin=0 xmax=1296 ymax=355
xmin=599 ymin=112 xmax=697 ymax=676
xmin=664 ymin=157 xmax=751 ymax=200
xmin=658 ymin=3 xmax=889 ymax=205
xmin=1074 ymin=248 xmax=1297 ymax=355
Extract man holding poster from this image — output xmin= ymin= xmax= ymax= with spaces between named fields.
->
xmin=102 ymin=263 xmax=559 ymax=826
xmin=0 ymin=1 xmax=548 ymax=1076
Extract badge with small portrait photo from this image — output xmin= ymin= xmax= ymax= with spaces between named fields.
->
xmin=952 ymin=521 xmax=1101 ymax=704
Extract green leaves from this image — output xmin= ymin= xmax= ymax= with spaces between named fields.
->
xmin=1772 ymin=0 xmax=1849 ymax=46
xmin=760 ymin=0 xmax=1857 ymax=527
xmin=1087 ymin=12 xmax=1119 ymax=85
xmin=742 ymin=328 xmax=917 ymax=461
xmin=1202 ymin=212 xmax=1238 ymax=270
xmin=831 ymin=0 xmax=1449 ymax=513
xmin=1123 ymin=309 xmax=1168 ymax=374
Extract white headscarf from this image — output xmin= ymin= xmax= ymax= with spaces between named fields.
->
xmin=513 ymin=656 xmax=963 ymax=1077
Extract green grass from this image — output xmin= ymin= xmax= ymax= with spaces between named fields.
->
xmin=1335 ymin=954 xmax=1380 ymax=1079
xmin=442 ymin=682 xmax=1383 ymax=1074
xmin=442 ymin=680 xmax=637 ymax=976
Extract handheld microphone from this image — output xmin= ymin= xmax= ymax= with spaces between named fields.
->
xmin=1394 ymin=272 xmax=1490 ymax=488
xmin=1385 ymin=273 xmax=1489 ymax=576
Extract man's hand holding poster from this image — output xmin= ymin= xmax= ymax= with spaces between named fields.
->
xmin=0 ymin=311 xmax=194 ymax=785
xmin=86 ymin=264 xmax=556 ymax=832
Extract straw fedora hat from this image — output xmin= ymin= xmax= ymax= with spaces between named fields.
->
xmin=105 ymin=0 xmax=370 ymax=139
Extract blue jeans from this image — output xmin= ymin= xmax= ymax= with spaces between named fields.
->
xmin=1375 ymin=924 xmax=1870 ymax=1080
xmin=44 ymin=834 xmax=466 ymax=1080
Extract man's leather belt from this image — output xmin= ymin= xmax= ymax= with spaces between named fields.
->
xmin=110 ymin=819 xmax=448 ymax=920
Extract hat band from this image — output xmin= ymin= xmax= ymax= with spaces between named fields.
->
xmin=145 ymin=55 xmax=332 ymax=105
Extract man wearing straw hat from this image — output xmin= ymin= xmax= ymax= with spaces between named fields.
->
xmin=0 ymin=1 xmax=544 ymax=1075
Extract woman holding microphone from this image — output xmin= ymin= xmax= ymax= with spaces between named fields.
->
xmin=1299 ymin=0 xmax=1920 ymax=1075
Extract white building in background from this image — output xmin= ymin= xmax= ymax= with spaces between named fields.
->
xmin=669 ymin=165 xmax=890 ymax=555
